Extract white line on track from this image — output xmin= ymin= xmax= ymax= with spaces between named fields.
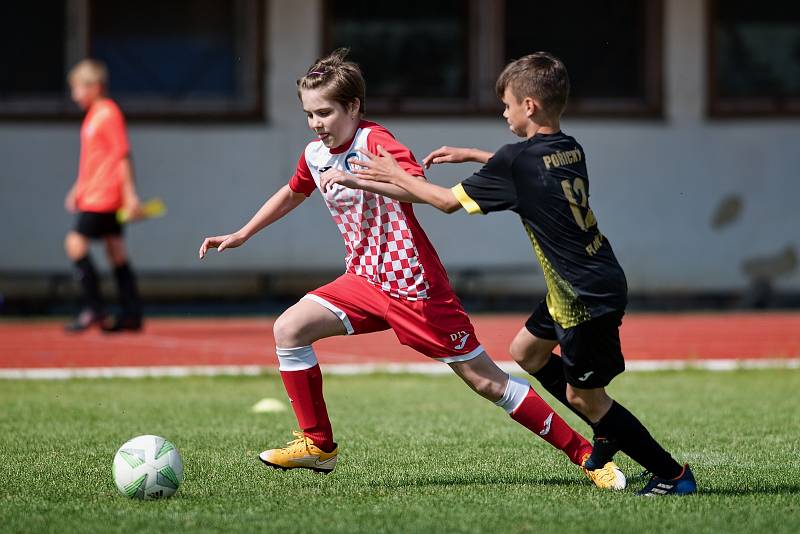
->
xmin=0 ymin=358 xmax=797 ymax=380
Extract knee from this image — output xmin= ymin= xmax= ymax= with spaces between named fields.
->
xmin=105 ymin=241 xmax=127 ymax=266
xmin=65 ymin=233 xmax=85 ymax=259
xmin=273 ymin=312 xmax=306 ymax=348
xmin=509 ymin=336 xmax=550 ymax=370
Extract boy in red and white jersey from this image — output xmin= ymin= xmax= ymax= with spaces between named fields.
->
xmin=198 ymin=49 xmax=623 ymax=489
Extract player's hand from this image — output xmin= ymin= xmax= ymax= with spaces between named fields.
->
xmin=198 ymin=232 xmax=247 ymax=259
xmin=64 ymin=190 xmax=77 ymax=213
xmin=120 ymin=198 xmax=143 ymax=222
xmin=421 ymin=146 xmax=475 ymax=168
xmin=349 ymin=145 xmax=402 ymax=184
xmin=320 ymin=168 xmax=359 ymax=193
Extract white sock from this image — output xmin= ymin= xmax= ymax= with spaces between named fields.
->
xmin=494 ymin=375 xmax=530 ymax=414
xmin=276 ymin=345 xmax=318 ymax=371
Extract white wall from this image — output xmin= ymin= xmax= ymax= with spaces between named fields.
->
xmin=1 ymin=0 xmax=798 ymax=292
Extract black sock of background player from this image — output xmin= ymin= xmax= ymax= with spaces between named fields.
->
xmin=592 ymin=401 xmax=683 ymax=479
xmin=74 ymin=256 xmax=104 ymax=314
xmin=113 ymin=263 xmax=142 ymax=319
xmin=531 ymin=353 xmax=593 ymax=426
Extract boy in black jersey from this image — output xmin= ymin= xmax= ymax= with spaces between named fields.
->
xmin=350 ymin=52 xmax=697 ymax=496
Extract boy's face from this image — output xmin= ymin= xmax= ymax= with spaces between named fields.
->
xmin=501 ymin=87 xmax=534 ymax=138
xmin=70 ymin=78 xmax=103 ymax=110
xmin=300 ymin=88 xmax=360 ymax=149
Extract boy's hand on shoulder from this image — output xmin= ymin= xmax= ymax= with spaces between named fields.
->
xmin=198 ymin=231 xmax=247 ymax=259
xmin=320 ymin=168 xmax=359 ymax=192
xmin=349 ymin=146 xmax=403 ymax=184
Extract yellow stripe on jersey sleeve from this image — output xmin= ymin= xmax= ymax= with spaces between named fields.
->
xmin=451 ymin=183 xmax=484 ymax=215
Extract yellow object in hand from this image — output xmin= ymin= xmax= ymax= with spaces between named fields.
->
xmin=117 ymin=197 xmax=167 ymax=223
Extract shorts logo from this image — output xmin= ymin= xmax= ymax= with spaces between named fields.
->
xmin=450 ymin=331 xmax=470 ymax=350
xmin=578 ymin=371 xmax=595 ymax=382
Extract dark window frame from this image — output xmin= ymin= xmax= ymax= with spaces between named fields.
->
xmin=707 ymin=0 xmax=800 ymax=118
xmin=0 ymin=0 xmax=266 ymax=122
xmin=321 ymin=0 xmax=664 ymax=118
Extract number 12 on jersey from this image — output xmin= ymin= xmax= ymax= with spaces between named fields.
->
xmin=561 ymin=178 xmax=597 ymax=231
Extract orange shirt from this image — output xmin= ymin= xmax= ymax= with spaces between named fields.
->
xmin=75 ymin=98 xmax=130 ymax=213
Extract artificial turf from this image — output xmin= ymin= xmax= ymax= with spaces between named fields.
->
xmin=1 ymin=369 xmax=798 ymax=533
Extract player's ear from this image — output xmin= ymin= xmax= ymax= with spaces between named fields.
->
xmin=524 ymin=97 xmax=536 ymax=118
xmin=349 ymin=98 xmax=361 ymax=118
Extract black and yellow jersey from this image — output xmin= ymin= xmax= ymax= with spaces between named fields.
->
xmin=452 ymin=131 xmax=627 ymax=328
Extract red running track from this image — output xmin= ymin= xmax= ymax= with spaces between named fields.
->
xmin=1 ymin=313 xmax=799 ymax=369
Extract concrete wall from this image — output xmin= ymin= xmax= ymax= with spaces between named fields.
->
xmin=1 ymin=0 xmax=798 ymax=292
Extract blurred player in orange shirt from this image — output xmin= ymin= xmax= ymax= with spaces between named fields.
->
xmin=63 ymin=59 xmax=143 ymax=332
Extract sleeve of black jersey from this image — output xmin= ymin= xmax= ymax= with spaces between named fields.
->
xmin=452 ymin=144 xmax=517 ymax=215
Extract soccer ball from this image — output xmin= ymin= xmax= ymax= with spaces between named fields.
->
xmin=112 ymin=435 xmax=183 ymax=499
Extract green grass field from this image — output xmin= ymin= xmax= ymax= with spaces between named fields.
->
xmin=2 ymin=369 xmax=799 ymax=533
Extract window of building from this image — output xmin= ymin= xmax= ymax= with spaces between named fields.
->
xmin=0 ymin=2 xmax=70 ymax=115
xmin=709 ymin=0 xmax=800 ymax=116
xmin=324 ymin=0 xmax=663 ymax=117
xmin=505 ymin=0 xmax=663 ymax=116
xmin=0 ymin=0 xmax=264 ymax=120
xmin=324 ymin=0 xmax=474 ymax=113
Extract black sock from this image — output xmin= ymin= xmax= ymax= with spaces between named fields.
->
xmin=592 ymin=401 xmax=683 ymax=479
xmin=531 ymin=353 xmax=593 ymax=425
xmin=74 ymin=256 xmax=103 ymax=314
xmin=113 ymin=263 xmax=142 ymax=319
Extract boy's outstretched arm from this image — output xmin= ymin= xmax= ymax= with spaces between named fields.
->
xmin=350 ymin=146 xmax=463 ymax=213
xmin=422 ymin=146 xmax=494 ymax=168
xmin=319 ymin=167 xmax=422 ymax=203
xmin=198 ymin=184 xmax=305 ymax=258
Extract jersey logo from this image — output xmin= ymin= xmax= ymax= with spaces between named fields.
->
xmin=319 ymin=166 xmax=332 ymax=173
xmin=343 ymin=152 xmax=359 ymax=172
xmin=578 ymin=371 xmax=595 ymax=382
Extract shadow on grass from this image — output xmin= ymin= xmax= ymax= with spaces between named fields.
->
xmin=697 ymin=483 xmax=800 ymax=496
xmin=363 ymin=474 xmax=586 ymax=489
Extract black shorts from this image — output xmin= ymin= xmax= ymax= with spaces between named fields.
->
xmin=74 ymin=211 xmax=123 ymax=239
xmin=525 ymin=299 xmax=625 ymax=388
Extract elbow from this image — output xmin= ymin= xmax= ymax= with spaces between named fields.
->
xmin=442 ymin=203 xmax=460 ymax=214
xmin=438 ymin=197 xmax=461 ymax=214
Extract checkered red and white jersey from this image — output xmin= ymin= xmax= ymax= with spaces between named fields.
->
xmin=288 ymin=120 xmax=451 ymax=300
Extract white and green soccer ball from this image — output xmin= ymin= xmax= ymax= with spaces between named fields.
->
xmin=113 ymin=435 xmax=183 ymax=499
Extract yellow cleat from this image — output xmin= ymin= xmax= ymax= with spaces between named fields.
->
xmin=581 ymin=453 xmax=626 ymax=490
xmin=258 ymin=431 xmax=338 ymax=474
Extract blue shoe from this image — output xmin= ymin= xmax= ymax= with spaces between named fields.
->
xmin=637 ymin=464 xmax=697 ymax=496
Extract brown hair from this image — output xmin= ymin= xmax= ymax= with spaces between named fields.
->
xmin=68 ymin=59 xmax=108 ymax=86
xmin=297 ymin=48 xmax=366 ymax=114
xmin=495 ymin=52 xmax=569 ymax=118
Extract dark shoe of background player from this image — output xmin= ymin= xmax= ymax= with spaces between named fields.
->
xmin=64 ymin=309 xmax=105 ymax=333
xmin=637 ymin=464 xmax=697 ymax=496
xmin=101 ymin=315 xmax=143 ymax=333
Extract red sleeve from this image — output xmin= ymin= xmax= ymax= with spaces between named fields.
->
xmin=366 ymin=129 xmax=424 ymax=177
xmin=288 ymin=151 xmax=316 ymax=196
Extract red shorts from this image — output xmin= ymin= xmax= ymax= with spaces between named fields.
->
xmin=305 ymin=273 xmax=483 ymax=362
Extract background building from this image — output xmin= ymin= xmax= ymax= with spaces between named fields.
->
xmin=1 ymin=0 xmax=798 ymax=309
